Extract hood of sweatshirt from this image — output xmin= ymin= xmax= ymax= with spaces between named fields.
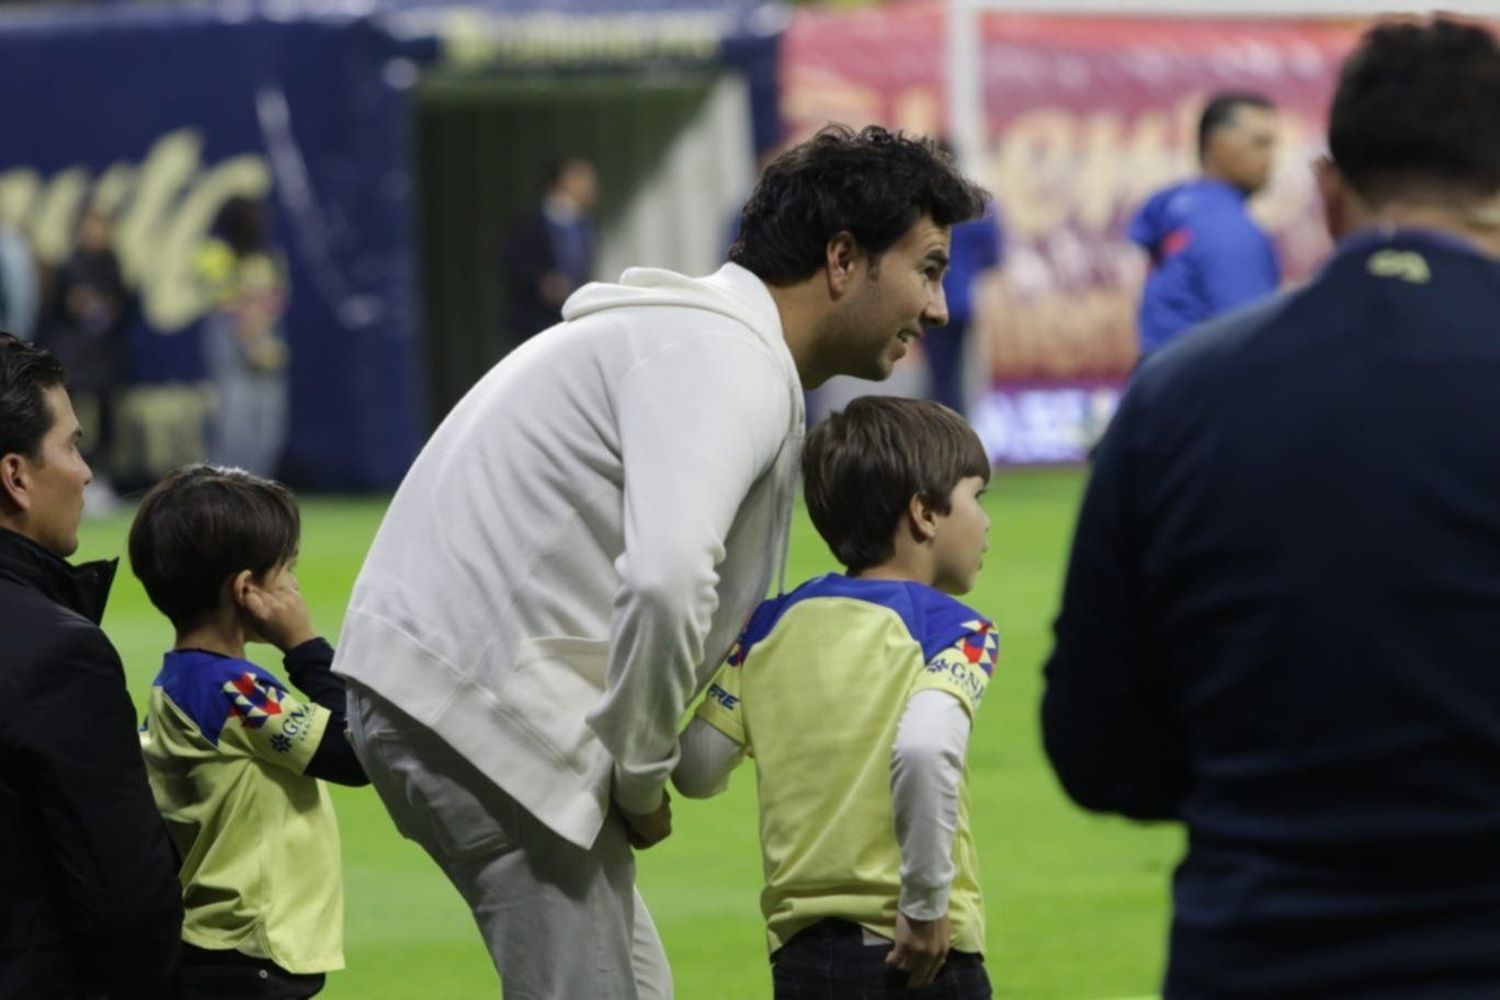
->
xmin=564 ymin=262 xmax=786 ymax=356
xmin=564 ymin=261 xmax=805 ymax=594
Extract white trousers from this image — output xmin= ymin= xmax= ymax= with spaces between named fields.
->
xmin=346 ymin=684 xmax=673 ymax=1000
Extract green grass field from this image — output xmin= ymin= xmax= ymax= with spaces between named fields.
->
xmin=76 ymin=468 xmax=1180 ymax=999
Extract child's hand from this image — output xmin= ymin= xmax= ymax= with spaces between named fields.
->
xmin=885 ymin=910 xmax=950 ymax=988
xmin=239 ymin=569 xmax=317 ymax=653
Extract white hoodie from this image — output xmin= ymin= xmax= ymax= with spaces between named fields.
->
xmin=333 ymin=263 xmax=805 ymax=849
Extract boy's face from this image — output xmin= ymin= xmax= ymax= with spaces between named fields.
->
xmin=930 ymin=475 xmax=990 ymax=595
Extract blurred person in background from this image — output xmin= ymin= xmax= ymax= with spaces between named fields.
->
xmin=1045 ymin=18 xmax=1500 ymax=998
xmin=0 ymin=331 xmax=182 ymax=999
xmin=41 ymin=208 xmax=131 ymax=514
xmin=1129 ymin=91 xmax=1280 ymax=362
xmin=0 ymin=212 xmax=38 ymax=340
xmin=196 ymin=195 xmax=290 ymax=478
xmin=503 ymin=156 xmax=599 ymax=343
xmin=336 ymin=125 xmax=984 ymax=1000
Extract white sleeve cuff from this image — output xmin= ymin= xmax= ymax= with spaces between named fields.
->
xmin=898 ymin=881 xmax=952 ymax=921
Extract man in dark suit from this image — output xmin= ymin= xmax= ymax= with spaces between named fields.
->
xmin=503 ymin=157 xmax=599 ymax=342
xmin=0 ymin=331 xmax=182 ymax=998
xmin=1043 ymin=18 xmax=1500 ymax=998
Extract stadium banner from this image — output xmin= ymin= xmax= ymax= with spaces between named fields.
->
xmin=0 ymin=0 xmax=782 ymax=490
xmin=783 ymin=4 xmax=1362 ymax=463
xmin=0 ymin=7 xmax=426 ymax=489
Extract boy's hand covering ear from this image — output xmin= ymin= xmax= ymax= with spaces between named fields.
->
xmin=239 ymin=570 xmax=317 ymax=652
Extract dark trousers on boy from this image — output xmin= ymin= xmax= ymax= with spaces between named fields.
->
xmin=175 ymin=944 xmax=325 ymax=999
xmin=772 ymin=919 xmax=992 ymax=1000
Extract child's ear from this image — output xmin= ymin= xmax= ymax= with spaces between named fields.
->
xmin=229 ymin=569 xmax=256 ymax=608
xmin=907 ymin=493 xmax=939 ymax=542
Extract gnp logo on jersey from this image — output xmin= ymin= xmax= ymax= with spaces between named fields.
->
xmin=223 ymin=673 xmax=284 ymax=729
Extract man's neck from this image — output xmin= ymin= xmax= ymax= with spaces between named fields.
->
xmin=0 ymin=516 xmax=46 ymax=552
xmin=1200 ymin=167 xmax=1248 ymax=197
xmin=765 ymin=281 xmax=831 ymax=388
xmin=1343 ymin=199 xmax=1500 ymax=259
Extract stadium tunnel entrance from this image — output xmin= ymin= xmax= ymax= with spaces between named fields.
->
xmin=412 ymin=71 xmax=755 ymax=426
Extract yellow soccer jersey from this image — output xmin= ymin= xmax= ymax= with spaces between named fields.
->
xmin=139 ymin=648 xmax=344 ymax=973
xmin=697 ymin=574 xmax=997 ymax=956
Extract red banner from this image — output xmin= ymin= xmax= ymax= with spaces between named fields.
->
xmin=784 ymin=5 xmax=1363 ymax=460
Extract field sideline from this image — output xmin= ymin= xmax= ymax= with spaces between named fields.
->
xmin=76 ymin=467 xmax=1180 ymax=999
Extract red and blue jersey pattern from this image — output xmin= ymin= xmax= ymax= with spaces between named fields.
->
xmin=153 ymin=649 xmax=293 ymax=747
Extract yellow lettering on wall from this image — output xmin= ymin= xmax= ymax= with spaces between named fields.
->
xmin=116 ymin=130 xmax=202 ymax=289
xmin=0 ymin=170 xmax=40 ymax=228
xmin=30 ymin=168 xmax=90 ymax=264
xmin=91 ymin=163 xmax=139 ymax=219
xmin=0 ymin=128 xmax=273 ymax=334
xmin=146 ymin=155 xmax=270 ymax=330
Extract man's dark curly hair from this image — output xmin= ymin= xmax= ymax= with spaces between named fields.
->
xmin=1330 ymin=17 xmax=1500 ymax=205
xmin=729 ymin=125 xmax=988 ymax=286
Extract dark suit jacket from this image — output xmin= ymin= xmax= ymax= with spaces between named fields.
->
xmin=0 ymin=529 xmax=182 ymax=998
xmin=1044 ymin=230 xmax=1500 ymax=998
xmin=502 ymin=206 xmax=596 ymax=343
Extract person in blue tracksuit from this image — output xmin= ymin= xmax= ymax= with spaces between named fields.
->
xmin=1130 ymin=92 xmax=1280 ymax=360
xmin=1046 ymin=18 xmax=1500 ymax=999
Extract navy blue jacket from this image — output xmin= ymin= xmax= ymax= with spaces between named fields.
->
xmin=1130 ymin=178 xmax=1280 ymax=357
xmin=0 ymin=528 xmax=182 ymax=998
xmin=1044 ymin=230 xmax=1500 ymax=998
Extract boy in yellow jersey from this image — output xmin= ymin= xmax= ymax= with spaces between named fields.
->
xmin=674 ymin=396 xmax=996 ymax=998
xmin=130 ymin=465 xmax=369 ymax=998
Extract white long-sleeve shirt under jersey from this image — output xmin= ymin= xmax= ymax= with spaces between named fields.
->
xmin=674 ymin=689 xmax=972 ymax=919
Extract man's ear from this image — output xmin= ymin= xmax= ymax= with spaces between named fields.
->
xmin=906 ymin=493 xmax=939 ymax=542
xmin=0 ymin=452 xmax=32 ymax=514
xmin=1315 ymin=155 xmax=1346 ymax=241
xmin=825 ymin=231 xmax=861 ymax=298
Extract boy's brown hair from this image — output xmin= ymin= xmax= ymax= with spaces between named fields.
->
xmin=129 ymin=464 xmax=300 ymax=630
xmin=802 ymin=396 xmax=990 ymax=573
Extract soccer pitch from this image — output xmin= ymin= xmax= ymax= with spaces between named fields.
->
xmin=77 ymin=467 xmax=1180 ymax=999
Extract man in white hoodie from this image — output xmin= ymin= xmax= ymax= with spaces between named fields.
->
xmin=334 ymin=124 xmax=987 ymax=999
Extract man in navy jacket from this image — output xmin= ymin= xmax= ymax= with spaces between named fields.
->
xmin=1130 ymin=92 xmax=1281 ymax=360
xmin=1045 ymin=18 xmax=1500 ymax=998
xmin=0 ymin=332 xmax=182 ymax=998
